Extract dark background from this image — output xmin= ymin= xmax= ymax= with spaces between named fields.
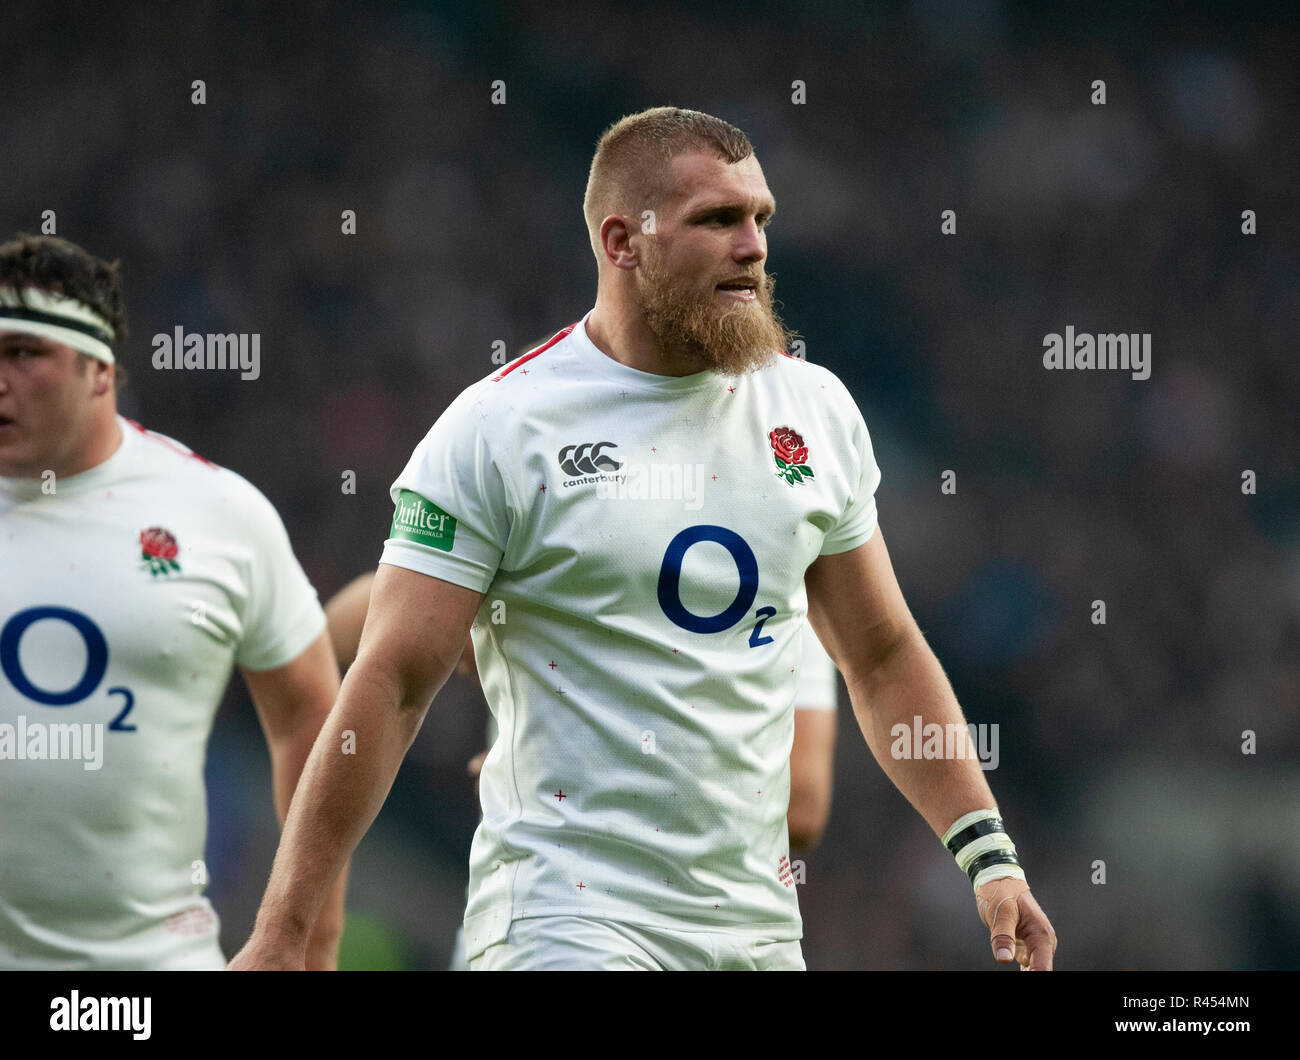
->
xmin=5 ymin=0 xmax=1298 ymax=969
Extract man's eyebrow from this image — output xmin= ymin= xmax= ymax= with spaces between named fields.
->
xmin=685 ymin=198 xmax=777 ymax=219
xmin=0 ymin=332 xmax=53 ymax=346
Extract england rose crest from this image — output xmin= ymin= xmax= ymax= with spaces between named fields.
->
xmin=769 ymin=426 xmax=814 ymax=486
xmin=140 ymin=526 xmax=181 ymax=576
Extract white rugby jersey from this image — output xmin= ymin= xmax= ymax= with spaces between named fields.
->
xmin=381 ymin=309 xmax=880 ymax=957
xmin=0 ymin=416 xmax=325 ymax=969
xmin=480 ymin=629 xmax=836 ymax=747
xmin=449 ymin=621 xmax=835 ymax=971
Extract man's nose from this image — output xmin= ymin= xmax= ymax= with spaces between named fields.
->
xmin=733 ymin=220 xmax=766 ymax=263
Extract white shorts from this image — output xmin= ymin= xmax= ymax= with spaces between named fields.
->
xmin=468 ymin=915 xmax=804 ymax=971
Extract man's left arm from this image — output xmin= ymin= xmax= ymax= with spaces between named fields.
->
xmin=805 ymin=529 xmax=1057 ymax=970
xmin=241 ymin=629 xmax=349 ymax=971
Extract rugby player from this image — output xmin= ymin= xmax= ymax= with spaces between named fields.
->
xmin=232 ymin=107 xmax=1057 ymax=971
xmin=0 ymin=234 xmax=348 ymax=970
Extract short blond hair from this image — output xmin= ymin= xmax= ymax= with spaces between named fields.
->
xmin=582 ymin=106 xmax=754 ymax=262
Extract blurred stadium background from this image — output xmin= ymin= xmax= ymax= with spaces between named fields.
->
xmin=4 ymin=0 xmax=1297 ymax=969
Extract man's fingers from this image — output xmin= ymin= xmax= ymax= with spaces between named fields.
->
xmin=1020 ymin=923 xmax=1056 ymax=971
xmin=988 ymin=894 xmax=1021 ymax=963
xmin=976 ymin=880 xmax=1059 ymax=970
xmin=1017 ymin=891 xmax=1058 ymax=971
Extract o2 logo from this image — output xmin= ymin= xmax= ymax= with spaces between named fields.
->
xmin=657 ymin=525 xmax=776 ymax=646
xmin=0 ymin=606 xmax=137 ymax=730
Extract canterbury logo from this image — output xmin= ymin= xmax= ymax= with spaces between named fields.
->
xmin=558 ymin=441 xmax=623 ymax=476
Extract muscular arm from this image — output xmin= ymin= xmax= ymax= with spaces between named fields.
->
xmin=326 ymin=571 xmax=477 ymax=679
xmin=805 ymin=530 xmax=997 ymax=835
xmin=240 ymin=629 xmax=348 ymax=970
xmin=805 ymin=528 xmax=1056 ymax=968
xmin=231 ymin=563 xmax=483 ymax=968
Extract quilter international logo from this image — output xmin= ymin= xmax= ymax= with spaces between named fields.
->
xmin=389 ymin=489 xmax=457 ymax=553
xmin=395 ymin=496 xmax=450 ymax=536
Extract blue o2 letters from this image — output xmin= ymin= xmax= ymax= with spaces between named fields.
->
xmin=657 ymin=526 xmax=775 ymax=644
xmin=1 ymin=606 xmax=136 ymax=728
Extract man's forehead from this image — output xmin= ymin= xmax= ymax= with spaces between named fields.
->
xmin=0 ymin=330 xmax=59 ymax=347
xmin=667 ymin=151 xmax=775 ymax=215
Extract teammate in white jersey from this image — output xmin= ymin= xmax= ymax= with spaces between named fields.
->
xmin=0 ymin=234 xmax=347 ymax=970
xmin=232 ymin=107 xmax=1057 ymax=971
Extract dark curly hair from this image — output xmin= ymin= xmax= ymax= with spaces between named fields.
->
xmin=0 ymin=233 xmax=129 ymax=391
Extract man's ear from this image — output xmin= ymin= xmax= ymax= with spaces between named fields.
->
xmin=600 ymin=214 xmax=640 ymax=271
xmin=83 ymin=354 xmax=116 ymax=398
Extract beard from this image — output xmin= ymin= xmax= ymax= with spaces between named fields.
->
xmin=635 ymin=245 xmax=795 ymax=376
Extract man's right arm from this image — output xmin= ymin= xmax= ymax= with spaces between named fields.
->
xmin=229 ymin=561 xmax=483 ymax=970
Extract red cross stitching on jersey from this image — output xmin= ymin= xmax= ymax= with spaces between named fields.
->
xmin=554 ymin=789 xmax=566 ymax=802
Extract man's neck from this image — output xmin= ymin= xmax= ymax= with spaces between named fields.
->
xmin=58 ymin=412 xmax=123 ymax=478
xmin=586 ymin=302 xmax=703 ymax=378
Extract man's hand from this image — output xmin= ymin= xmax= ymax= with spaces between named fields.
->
xmin=975 ymin=877 xmax=1057 ymax=970
xmin=305 ymin=910 xmax=344 ymax=970
xmin=227 ymin=930 xmax=307 ymax=971
xmin=241 ymin=631 xmax=348 ymax=973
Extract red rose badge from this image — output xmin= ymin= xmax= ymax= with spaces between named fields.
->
xmin=140 ymin=526 xmax=181 ymax=576
xmin=769 ymin=426 xmax=814 ymax=486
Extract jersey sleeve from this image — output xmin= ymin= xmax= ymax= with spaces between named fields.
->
xmin=379 ymin=387 xmax=513 ymax=594
xmin=819 ymin=386 xmax=882 ymax=556
xmin=795 ymin=624 xmax=839 ymax=711
xmin=233 ymin=484 xmax=328 ymax=671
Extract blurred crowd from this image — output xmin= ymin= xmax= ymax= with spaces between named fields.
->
xmin=4 ymin=0 xmax=1297 ymax=968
